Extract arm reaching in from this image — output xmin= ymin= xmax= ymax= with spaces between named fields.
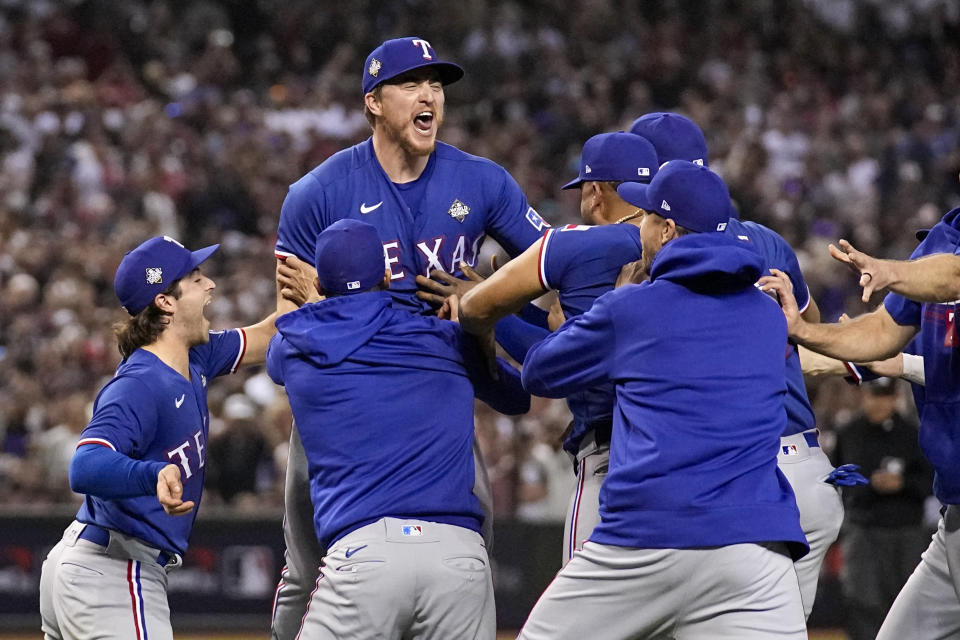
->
xmin=759 ymin=269 xmax=917 ymax=362
xmin=460 ymin=238 xmax=547 ymax=336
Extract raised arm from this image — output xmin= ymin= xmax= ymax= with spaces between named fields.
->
xmin=830 ymin=239 xmax=960 ymax=303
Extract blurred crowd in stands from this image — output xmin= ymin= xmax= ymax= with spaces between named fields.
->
xmin=0 ymin=0 xmax=958 ymax=520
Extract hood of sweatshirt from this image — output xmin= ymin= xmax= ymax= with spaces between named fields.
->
xmin=274 ymin=290 xmax=394 ymax=367
xmin=649 ymin=232 xmax=765 ymax=293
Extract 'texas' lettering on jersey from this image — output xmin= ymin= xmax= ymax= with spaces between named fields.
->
xmin=382 ymin=234 xmax=484 ymax=280
xmin=166 ymin=429 xmax=206 ymax=479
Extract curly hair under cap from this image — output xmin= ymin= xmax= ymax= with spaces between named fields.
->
xmin=113 ymin=280 xmax=182 ymax=360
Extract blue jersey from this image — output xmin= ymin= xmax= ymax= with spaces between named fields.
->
xmin=884 ymin=207 xmax=960 ymax=504
xmin=266 ymin=291 xmax=529 ymax=548
xmin=523 ymin=233 xmax=806 ymax=556
xmin=724 ymin=219 xmax=815 ymax=437
xmin=276 ymin=139 xmax=548 ymax=313
xmin=538 ymin=223 xmax=643 ymax=452
xmin=75 ymin=330 xmax=245 ymax=555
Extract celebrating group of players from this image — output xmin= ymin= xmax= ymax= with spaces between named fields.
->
xmin=35 ymin=35 xmax=960 ymax=640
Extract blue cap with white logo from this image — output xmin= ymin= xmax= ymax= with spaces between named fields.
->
xmin=629 ymin=112 xmax=709 ymax=167
xmin=617 ymin=160 xmax=730 ymax=233
xmin=314 ymin=219 xmax=386 ymax=295
xmin=363 ymin=37 xmax=464 ymax=95
xmin=114 ymin=236 xmax=219 ymax=315
xmin=562 ymin=132 xmax=659 ymax=190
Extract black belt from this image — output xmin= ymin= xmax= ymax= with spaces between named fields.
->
xmin=78 ymin=523 xmax=175 ymax=567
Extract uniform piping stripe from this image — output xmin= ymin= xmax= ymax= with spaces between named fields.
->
xmin=294 ymin=569 xmax=325 ymax=640
xmin=568 ymin=458 xmax=586 ymax=561
xmin=230 ymin=328 xmax=247 ymax=374
xmin=127 ymin=560 xmax=146 ymax=640
xmin=274 ymin=250 xmax=295 ymax=261
xmin=843 ymin=360 xmax=862 ymax=383
xmin=77 ymin=438 xmax=116 ymax=451
xmin=271 ymin=564 xmax=288 ymax=624
xmin=798 ymin=285 xmax=812 ymax=314
xmin=537 ymin=231 xmax=553 ymax=291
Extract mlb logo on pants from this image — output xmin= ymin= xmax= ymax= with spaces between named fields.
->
xmin=401 ymin=525 xmax=423 ymax=536
xmin=782 ymin=444 xmax=799 ymax=456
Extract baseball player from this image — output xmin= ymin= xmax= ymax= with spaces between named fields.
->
xmin=518 ymin=161 xmax=808 ymax=640
xmin=37 ymin=236 xmax=311 ymax=640
xmin=266 ymin=219 xmax=529 ymax=639
xmin=460 ymin=131 xmax=659 ymax=566
xmin=269 ymin=36 xmax=547 ymax=640
xmin=630 ymin=112 xmax=850 ymax=619
xmin=461 ymin=113 xmax=844 ymax=617
xmin=759 ymin=205 xmax=960 ymax=640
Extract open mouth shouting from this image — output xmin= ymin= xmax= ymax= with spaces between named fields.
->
xmin=413 ymin=111 xmax=435 ymax=135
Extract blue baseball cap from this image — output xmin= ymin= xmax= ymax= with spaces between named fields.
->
xmin=114 ymin=236 xmax=219 ymax=315
xmin=617 ymin=160 xmax=731 ymax=233
xmin=314 ymin=219 xmax=386 ymax=295
xmin=363 ymin=37 xmax=464 ymax=95
xmin=629 ymin=112 xmax=709 ymax=167
xmin=562 ymin=132 xmax=659 ymax=190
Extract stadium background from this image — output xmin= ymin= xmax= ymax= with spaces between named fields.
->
xmin=1 ymin=0 xmax=958 ymax=636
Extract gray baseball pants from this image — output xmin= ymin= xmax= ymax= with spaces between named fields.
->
xmin=876 ymin=505 xmax=960 ymax=640
xmin=297 ymin=518 xmax=495 ymax=640
xmin=40 ymin=521 xmax=177 ymax=640
xmin=777 ymin=429 xmax=844 ymax=619
xmin=270 ymin=426 xmax=495 ymax=640
xmin=562 ymin=429 xmax=607 ymax=566
xmin=518 ymin=540 xmax=807 ymax=640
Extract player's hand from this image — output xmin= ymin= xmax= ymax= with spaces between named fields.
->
xmin=758 ymin=269 xmax=803 ymax=337
xmin=547 ymin=298 xmax=566 ymax=332
xmin=278 ymin=256 xmax=322 ymax=306
xmin=828 ymin=239 xmax=889 ymax=303
xmin=438 ymin=294 xmax=460 ymax=322
xmin=415 ymin=262 xmax=485 ymax=307
xmin=157 ymin=464 xmax=195 ymax=516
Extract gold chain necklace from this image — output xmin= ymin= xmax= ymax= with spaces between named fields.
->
xmin=614 ymin=209 xmax=642 ymax=224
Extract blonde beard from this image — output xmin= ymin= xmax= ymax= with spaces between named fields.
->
xmin=380 ymin=115 xmax=441 ymax=157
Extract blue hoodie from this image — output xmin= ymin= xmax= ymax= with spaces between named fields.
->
xmin=267 ymin=290 xmax=529 ymax=548
xmin=885 ymin=207 xmax=960 ymax=504
xmin=523 ymin=233 xmax=807 ymax=557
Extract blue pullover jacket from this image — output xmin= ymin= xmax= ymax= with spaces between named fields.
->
xmin=523 ymin=233 xmax=808 ymax=557
xmin=267 ymin=290 xmax=529 ymax=548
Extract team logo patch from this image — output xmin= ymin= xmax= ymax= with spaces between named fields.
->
xmin=781 ymin=444 xmax=799 ymax=456
xmin=584 ymin=164 xmax=592 ymax=174
xmin=716 ymin=222 xmax=727 ymax=231
xmin=660 ymin=200 xmax=671 ymax=211
xmin=525 ymin=206 xmax=548 ymax=232
xmin=401 ymin=525 xmax=423 ymax=536
xmin=638 ymin=167 xmax=650 ymax=177
xmin=368 ymin=58 xmax=381 ymax=77
xmin=347 ymin=280 xmax=361 ymax=290
xmin=145 ymin=267 xmax=163 ymax=284
xmin=448 ymin=199 xmax=470 ymax=222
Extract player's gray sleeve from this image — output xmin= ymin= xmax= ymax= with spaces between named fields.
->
xmin=270 ymin=426 xmax=323 ymax=640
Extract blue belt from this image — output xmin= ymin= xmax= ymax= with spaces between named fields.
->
xmin=78 ymin=523 xmax=174 ymax=567
xmin=803 ymin=430 xmax=820 ymax=448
